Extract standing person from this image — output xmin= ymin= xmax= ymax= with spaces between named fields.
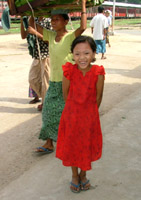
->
xmin=21 ymin=17 xmax=51 ymax=111
xmin=28 ymin=87 xmax=40 ymax=104
xmin=90 ymin=6 xmax=108 ymax=59
xmin=28 ymin=0 xmax=87 ymax=153
xmin=56 ymin=35 xmax=105 ymax=193
xmin=105 ymin=10 xmax=112 ymax=47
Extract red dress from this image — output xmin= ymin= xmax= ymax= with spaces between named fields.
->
xmin=56 ymin=62 xmax=105 ymax=171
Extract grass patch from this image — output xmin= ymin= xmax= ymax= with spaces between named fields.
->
xmin=0 ymin=23 xmax=21 ymax=34
xmin=0 ymin=18 xmax=140 ymax=35
xmin=67 ymin=18 xmax=141 ymax=29
xmin=114 ymin=18 xmax=141 ymax=26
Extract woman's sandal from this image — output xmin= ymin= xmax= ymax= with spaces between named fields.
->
xmin=70 ymin=182 xmax=81 ymax=193
xmin=80 ymin=180 xmax=91 ymax=191
xmin=37 ymin=104 xmax=43 ymax=111
xmin=36 ymin=147 xmax=54 ymax=154
xmin=29 ymin=98 xmax=40 ymax=104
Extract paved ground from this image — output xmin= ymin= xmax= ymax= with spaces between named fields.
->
xmin=0 ymin=28 xmax=141 ymax=200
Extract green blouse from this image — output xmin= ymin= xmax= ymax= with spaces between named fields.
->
xmin=43 ymin=29 xmax=75 ymax=82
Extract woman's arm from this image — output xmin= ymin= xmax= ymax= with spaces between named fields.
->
xmin=62 ymin=76 xmax=70 ymax=102
xmin=20 ymin=18 xmax=28 ymax=39
xmin=96 ymin=75 xmax=104 ymax=108
xmin=27 ymin=16 xmax=43 ymax=39
xmin=75 ymin=0 xmax=87 ymax=37
xmin=103 ymin=28 xmax=107 ymax=40
xmin=27 ymin=26 xmax=43 ymax=40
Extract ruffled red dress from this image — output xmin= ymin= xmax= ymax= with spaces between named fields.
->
xmin=56 ymin=62 xmax=105 ymax=171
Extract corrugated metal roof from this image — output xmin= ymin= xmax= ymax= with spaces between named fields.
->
xmin=102 ymin=2 xmax=141 ymax=9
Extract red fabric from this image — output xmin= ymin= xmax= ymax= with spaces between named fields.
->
xmin=56 ymin=62 xmax=105 ymax=171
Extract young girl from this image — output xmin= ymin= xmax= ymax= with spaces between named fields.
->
xmin=28 ymin=0 xmax=87 ymax=153
xmin=56 ymin=35 xmax=105 ymax=193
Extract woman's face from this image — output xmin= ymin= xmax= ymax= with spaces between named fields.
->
xmin=51 ymin=14 xmax=68 ymax=31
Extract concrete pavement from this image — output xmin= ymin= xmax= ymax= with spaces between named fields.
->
xmin=0 ymin=88 xmax=141 ymax=200
xmin=0 ymin=29 xmax=141 ymax=200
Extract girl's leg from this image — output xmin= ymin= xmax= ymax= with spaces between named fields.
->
xmin=79 ymin=170 xmax=91 ymax=190
xmin=70 ymin=167 xmax=80 ymax=192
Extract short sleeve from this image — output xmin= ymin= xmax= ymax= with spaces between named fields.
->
xmin=43 ymin=28 xmax=54 ymax=41
xmin=96 ymin=65 xmax=105 ymax=76
xmin=62 ymin=62 xmax=73 ymax=80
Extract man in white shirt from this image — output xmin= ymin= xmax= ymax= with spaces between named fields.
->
xmin=90 ymin=6 xmax=108 ymax=59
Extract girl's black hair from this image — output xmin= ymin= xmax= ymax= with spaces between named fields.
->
xmin=71 ymin=35 xmax=96 ymax=53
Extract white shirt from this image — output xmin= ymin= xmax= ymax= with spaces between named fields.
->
xmin=107 ymin=16 xmax=112 ymax=27
xmin=90 ymin=13 xmax=108 ymax=40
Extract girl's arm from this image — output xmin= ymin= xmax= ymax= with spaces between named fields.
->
xmin=96 ymin=75 xmax=104 ymax=108
xmin=62 ymin=76 xmax=70 ymax=102
xmin=75 ymin=0 xmax=87 ymax=37
xmin=20 ymin=18 xmax=28 ymax=39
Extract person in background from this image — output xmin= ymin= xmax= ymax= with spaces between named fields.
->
xmin=90 ymin=6 xmax=108 ymax=59
xmin=105 ymin=10 xmax=112 ymax=47
xmin=20 ymin=17 xmax=51 ymax=111
xmin=56 ymin=35 xmax=105 ymax=193
xmin=27 ymin=0 xmax=87 ymax=153
xmin=0 ymin=20 xmax=2 ymax=29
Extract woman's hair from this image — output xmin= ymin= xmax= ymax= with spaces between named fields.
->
xmin=60 ymin=14 xmax=69 ymax=21
xmin=71 ymin=35 xmax=96 ymax=53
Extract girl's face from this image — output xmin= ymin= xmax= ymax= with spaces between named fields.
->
xmin=51 ymin=14 xmax=68 ymax=31
xmin=73 ymin=42 xmax=95 ymax=71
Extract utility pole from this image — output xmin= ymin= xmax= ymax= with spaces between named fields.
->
xmin=112 ymin=0 xmax=116 ymax=35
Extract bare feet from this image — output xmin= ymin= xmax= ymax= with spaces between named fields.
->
xmin=101 ymin=56 xmax=107 ymax=60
